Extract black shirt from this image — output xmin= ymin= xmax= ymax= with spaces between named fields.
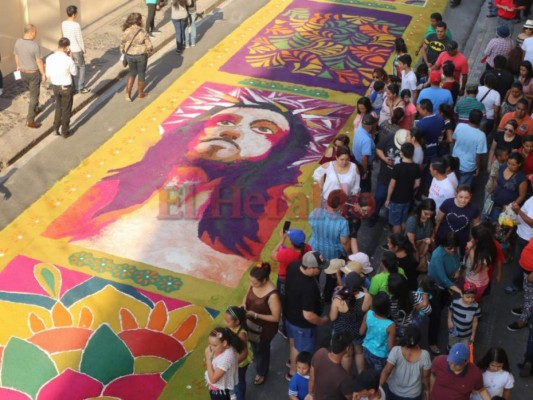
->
xmin=397 ymin=254 xmax=420 ymax=291
xmin=284 ymin=261 xmax=322 ymax=328
xmin=424 ymin=34 xmax=450 ymax=65
xmin=376 ymin=125 xmax=401 ymax=185
xmin=494 ymin=131 xmax=522 ymax=153
xmin=391 ymin=162 xmax=421 ymax=203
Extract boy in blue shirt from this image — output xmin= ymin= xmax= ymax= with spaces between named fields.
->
xmin=289 ymin=351 xmax=311 ymax=400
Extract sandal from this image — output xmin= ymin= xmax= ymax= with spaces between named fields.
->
xmin=254 ymin=375 xmax=265 ymax=385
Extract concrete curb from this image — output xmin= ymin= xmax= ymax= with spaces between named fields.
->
xmin=4 ymin=0 xmax=227 ymax=168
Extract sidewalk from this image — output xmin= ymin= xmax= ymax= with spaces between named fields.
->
xmin=0 ymin=0 xmax=224 ymax=170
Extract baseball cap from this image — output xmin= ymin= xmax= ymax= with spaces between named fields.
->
xmin=463 ymin=281 xmax=477 ymax=294
xmin=447 ymin=343 xmax=470 ymax=364
xmin=362 ymin=113 xmax=378 ymax=126
xmin=324 ymin=258 xmax=345 ymax=274
xmin=302 ymin=251 xmax=329 ymax=270
xmin=446 ymin=40 xmax=458 ymax=51
xmin=348 ymin=252 xmax=373 ymax=274
xmin=430 ymin=70 xmax=442 ymax=83
xmin=287 ymin=229 xmax=305 ymax=246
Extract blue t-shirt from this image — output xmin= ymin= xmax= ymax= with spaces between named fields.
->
xmin=363 ymin=310 xmax=393 ymax=358
xmin=428 ymin=246 xmax=461 ymax=289
xmin=352 ymin=126 xmax=375 ymax=165
xmin=416 ymin=114 xmax=445 ymax=160
xmin=288 ymin=373 xmax=309 ymax=400
xmin=417 ymin=87 xmax=453 ymax=112
xmin=452 ymin=123 xmax=487 ymax=172
xmin=494 ymin=164 xmax=527 ymax=206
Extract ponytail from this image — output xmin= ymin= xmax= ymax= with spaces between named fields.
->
xmin=226 ymin=306 xmax=247 ymax=332
xmin=210 ymin=327 xmax=245 ymax=353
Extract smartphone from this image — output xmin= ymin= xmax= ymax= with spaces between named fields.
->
xmin=283 ymin=221 xmax=291 ymax=233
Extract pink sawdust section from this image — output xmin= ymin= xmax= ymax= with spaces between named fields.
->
xmin=0 ymin=255 xmax=189 ymax=311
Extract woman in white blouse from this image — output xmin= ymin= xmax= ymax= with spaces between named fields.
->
xmin=313 ymin=146 xmax=361 ymax=253
xmin=313 ymin=146 xmax=361 ymax=205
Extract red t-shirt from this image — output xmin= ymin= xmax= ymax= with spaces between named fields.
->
xmin=498 ymin=112 xmax=533 ymax=137
xmin=435 ymin=52 xmax=469 ymax=83
xmin=496 ymin=0 xmax=518 ymax=19
xmin=519 ymin=148 xmax=533 ymax=175
xmin=275 ymin=243 xmax=312 ymax=279
xmin=430 ymin=355 xmax=484 ymax=400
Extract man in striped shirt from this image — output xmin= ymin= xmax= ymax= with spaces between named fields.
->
xmin=61 ymin=5 xmax=90 ymax=94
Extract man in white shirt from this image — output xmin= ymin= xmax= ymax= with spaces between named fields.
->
xmin=61 ymin=5 xmax=89 ymax=94
xmin=399 ymin=54 xmax=418 ymax=103
xmin=428 ymin=157 xmax=456 ymax=210
xmin=46 ymin=37 xmax=77 ymax=137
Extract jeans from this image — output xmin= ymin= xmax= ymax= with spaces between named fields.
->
xmin=428 ymin=288 xmax=450 ymax=346
xmin=520 ymin=273 xmax=533 ymax=323
xmin=185 ymin=12 xmax=197 ymax=45
xmin=286 ymin=320 xmax=317 ymax=353
xmin=250 ymin=339 xmax=272 ymax=377
xmin=512 ymin=236 xmax=529 ymax=290
xmin=525 ymin=311 xmax=533 ymax=362
xmin=277 ymin=277 xmax=287 ymax=335
xmin=458 ymin=170 xmax=475 ymax=187
xmin=371 ymin=181 xmax=388 ymax=220
xmin=71 ymin=52 xmax=86 ymax=90
xmin=146 ymin=4 xmax=157 ymax=33
xmin=385 ymin=387 xmax=422 ymax=400
xmin=126 ymin=53 xmax=148 ymax=81
xmin=363 ymin=347 xmax=387 ymax=372
xmin=172 ymin=18 xmax=187 ymax=50
xmin=234 ymin=364 xmax=248 ymax=400
xmin=51 ymin=85 xmax=74 ymax=134
xmin=21 ymin=71 xmax=41 ymax=122
xmin=388 ymin=202 xmax=411 ymax=226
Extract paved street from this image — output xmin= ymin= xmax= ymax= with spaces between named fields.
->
xmin=0 ymin=0 xmax=532 ymax=398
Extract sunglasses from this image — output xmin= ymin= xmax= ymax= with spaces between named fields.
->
xmin=504 ymin=128 xmax=514 ymax=132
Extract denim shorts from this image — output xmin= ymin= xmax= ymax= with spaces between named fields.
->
xmin=363 ymin=347 xmax=387 ymax=372
xmin=388 ymin=202 xmax=411 ymax=226
xmin=285 ymin=320 xmax=316 ymax=353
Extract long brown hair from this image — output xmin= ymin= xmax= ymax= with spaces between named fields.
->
xmin=122 ymin=12 xmax=142 ymax=31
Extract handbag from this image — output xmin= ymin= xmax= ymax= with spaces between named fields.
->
xmin=122 ymin=29 xmax=142 ymax=67
xmin=246 ymin=319 xmax=263 ymax=343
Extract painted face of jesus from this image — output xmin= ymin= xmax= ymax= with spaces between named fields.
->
xmin=192 ymin=107 xmax=290 ymax=161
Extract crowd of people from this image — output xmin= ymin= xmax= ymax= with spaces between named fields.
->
xmin=202 ymin=8 xmax=533 ymax=400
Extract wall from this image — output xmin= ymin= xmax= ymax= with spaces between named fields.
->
xmin=0 ymin=0 xmax=129 ymax=75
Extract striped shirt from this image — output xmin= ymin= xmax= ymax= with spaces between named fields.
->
xmin=308 ymin=208 xmax=349 ymax=261
xmin=61 ymin=20 xmax=84 ymax=52
xmin=450 ymin=298 xmax=481 ymax=338
xmin=454 ymin=97 xmax=486 ymax=124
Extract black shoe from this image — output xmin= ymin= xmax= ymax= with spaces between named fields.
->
xmin=520 ymin=361 xmax=532 ymax=377
xmin=511 ymin=307 xmax=523 ymax=316
xmin=486 ymin=14 xmax=497 ymax=18
xmin=61 ymin=130 xmax=73 ymax=138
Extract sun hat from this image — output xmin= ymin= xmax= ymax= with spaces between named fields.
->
xmin=524 ymin=19 xmax=533 ymax=29
xmin=348 ymin=252 xmax=373 ymax=274
xmin=324 ymin=258 xmax=345 ymax=274
xmin=394 ymin=129 xmax=410 ymax=150
xmin=497 ymin=25 xmax=510 ymax=38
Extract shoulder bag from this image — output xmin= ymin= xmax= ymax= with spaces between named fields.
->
xmin=122 ymin=29 xmax=142 ymax=67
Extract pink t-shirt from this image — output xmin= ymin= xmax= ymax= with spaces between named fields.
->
xmin=400 ymin=102 xmax=417 ymax=129
xmin=435 ymin=52 xmax=469 ymax=83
